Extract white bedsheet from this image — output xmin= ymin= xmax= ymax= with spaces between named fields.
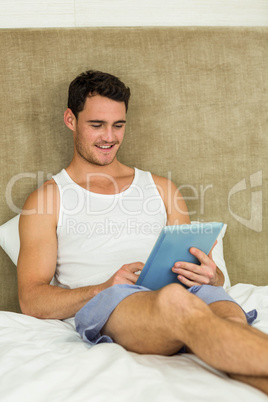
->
xmin=0 ymin=284 xmax=267 ymax=402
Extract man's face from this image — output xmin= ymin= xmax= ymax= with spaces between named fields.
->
xmin=73 ymin=95 xmax=126 ymax=167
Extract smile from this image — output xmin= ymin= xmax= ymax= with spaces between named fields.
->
xmin=96 ymin=145 xmax=114 ymax=149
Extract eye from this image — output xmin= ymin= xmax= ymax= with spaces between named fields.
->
xmin=91 ymin=124 xmax=102 ymax=128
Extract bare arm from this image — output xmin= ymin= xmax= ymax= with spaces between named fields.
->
xmin=17 ymin=181 xmax=143 ymax=320
xmin=152 ymin=175 xmax=224 ymax=287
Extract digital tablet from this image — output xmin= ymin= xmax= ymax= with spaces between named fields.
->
xmin=136 ymin=222 xmax=224 ymax=290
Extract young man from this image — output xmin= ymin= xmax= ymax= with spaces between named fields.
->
xmin=17 ymin=70 xmax=268 ymax=394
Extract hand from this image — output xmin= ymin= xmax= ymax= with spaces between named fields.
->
xmin=171 ymin=242 xmax=222 ymax=287
xmin=104 ymin=262 xmax=145 ymax=288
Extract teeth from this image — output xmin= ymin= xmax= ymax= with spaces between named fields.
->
xmin=98 ymin=145 xmax=113 ymax=149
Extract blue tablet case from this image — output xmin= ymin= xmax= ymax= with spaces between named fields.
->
xmin=136 ymin=222 xmax=224 ymax=290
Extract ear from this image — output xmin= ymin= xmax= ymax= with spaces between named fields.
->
xmin=64 ymin=108 xmax=76 ymax=131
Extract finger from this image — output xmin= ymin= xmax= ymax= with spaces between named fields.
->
xmin=173 ymin=261 xmax=201 ymax=275
xmin=126 ymin=272 xmax=141 ymax=284
xmin=188 ymin=248 xmax=217 ymax=281
xmin=173 ymin=267 xmax=210 ymax=285
xmin=117 ymin=268 xmax=141 ymax=284
xmin=189 ymin=247 xmax=212 ymax=266
xmin=173 ymin=263 xmax=215 ymax=282
xmin=122 ymin=262 xmax=145 ymax=273
xmin=175 ymin=274 xmax=204 ymax=288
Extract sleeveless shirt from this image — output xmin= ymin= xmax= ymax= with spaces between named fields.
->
xmin=52 ymin=168 xmax=167 ymax=289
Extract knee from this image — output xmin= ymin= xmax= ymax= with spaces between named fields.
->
xmin=155 ymin=283 xmax=208 ymax=318
xmin=157 ymin=283 xmax=187 ymax=303
xmin=153 ymin=284 xmax=213 ymax=341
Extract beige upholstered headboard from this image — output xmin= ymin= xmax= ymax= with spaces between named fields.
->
xmin=0 ymin=27 xmax=267 ymax=312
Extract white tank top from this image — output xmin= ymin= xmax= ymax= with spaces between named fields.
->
xmin=52 ymin=168 xmax=167 ymax=288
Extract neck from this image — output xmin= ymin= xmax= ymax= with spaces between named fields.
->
xmin=65 ymin=157 xmax=135 ymax=195
xmin=66 ymin=156 xmax=125 ymax=183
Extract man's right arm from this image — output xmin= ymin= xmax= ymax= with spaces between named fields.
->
xmin=17 ymin=181 xmax=142 ymax=320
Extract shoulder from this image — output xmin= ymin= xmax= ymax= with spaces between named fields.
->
xmin=21 ymin=179 xmax=59 ymax=224
xmin=23 ymin=178 xmax=59 ymax=207
xmin=151 ymin=173 xmax=178 ymax=196
xmin=151 ymin=173 xmax=190 ymax=225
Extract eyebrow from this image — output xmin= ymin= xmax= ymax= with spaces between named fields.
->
xmin=87 ymin=120 xmax=126 ymax=124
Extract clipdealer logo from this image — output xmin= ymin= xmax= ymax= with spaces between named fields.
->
xmin=228 ymin=171 xmax=263 ymax=232
xmin=5 ymin=170 xmax=263 ymax=232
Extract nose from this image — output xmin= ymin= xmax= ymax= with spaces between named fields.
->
xmin=101 ymin=125 xmax=114 ymax=142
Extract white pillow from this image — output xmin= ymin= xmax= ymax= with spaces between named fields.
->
xmin=191 ymin=221 xmax=231 ymax=289
xmin=0 ymin=214 xmax=20 ymax=265
xmin=0 ymin=215 xmax=231 ymax=289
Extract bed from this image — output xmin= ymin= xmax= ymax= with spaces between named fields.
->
xmin=0 ymin=27 xmax=267 ymax=401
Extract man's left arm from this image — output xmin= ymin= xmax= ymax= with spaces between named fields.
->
xmin=152 ymin=174 xmax=224 ymax=287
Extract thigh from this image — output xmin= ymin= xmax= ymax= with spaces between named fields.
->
xmin=188 ymin=285 xmax=257 ymax=325
xmin=209 ymin=300 xmax=247 ymax=324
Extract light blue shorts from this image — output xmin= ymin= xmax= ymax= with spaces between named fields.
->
xmin=75 ymin=284 xmax=257 ymax=346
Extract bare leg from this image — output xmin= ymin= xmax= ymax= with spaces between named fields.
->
xmin=230 ymin=374 xmax=268 ymax=395
xmin=103 ymin=289 xmax=185 ymax=355
xmin=209 ymin=300 xmax=268 ymax=394
xmin=102 ymin=284 xmax=268 ymax=394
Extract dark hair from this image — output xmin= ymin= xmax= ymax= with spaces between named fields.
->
xmin=68 ymin=70 xmax=131 ymax=118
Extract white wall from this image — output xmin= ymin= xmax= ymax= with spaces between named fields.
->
xmin=0 ymin=0 xmax=268 ymax=28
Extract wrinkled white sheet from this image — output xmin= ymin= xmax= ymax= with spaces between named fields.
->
xmin=0 ymin=284 xmax=267 ymax=402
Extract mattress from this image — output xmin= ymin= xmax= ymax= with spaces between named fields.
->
xmin=0 ymin=283 xmax=267 ymax=402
